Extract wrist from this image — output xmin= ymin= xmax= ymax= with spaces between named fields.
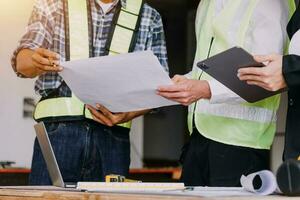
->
xmin=132 ymin=109 xmax=149 ymax=118
xmin=200 ymin=80 xmax=212 ymax=99
xmin=16 ymin=50 xmax=39 ymax=78
xmin=125 ymin=109 xmax=149 ymax=122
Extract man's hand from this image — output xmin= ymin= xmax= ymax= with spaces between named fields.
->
xmin=31 ymin=48 xmax=62 ymax=73
xmin=157 ymin=75 xmax=211 ymax=106
xmin=16 ymin=48 xmax=62 ymax=78
xmin=238 ymin=54 xmax=286 ymax=91
xmin=86 ymin=104 xmax=148 ymax=127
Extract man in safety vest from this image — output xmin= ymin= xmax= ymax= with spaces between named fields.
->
xmin=238 ymin=3 xmax=300 ymax=161
xmin=11 ymin=0 xmax=168 ymax=185
xmin=158 ymin=0 xmax=294 ymax=186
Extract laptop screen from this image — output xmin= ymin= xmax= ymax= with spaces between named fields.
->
xmin=34 ymin=122 xmax=65 ymax=187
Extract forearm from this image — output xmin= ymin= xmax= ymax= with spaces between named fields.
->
xmin=208 ymin=80 xmax=246 ymax=104
xmin=16 ymin=49 xmax=40 ymax=78
xmin=128 ymin=109 xmax=150 ymax=120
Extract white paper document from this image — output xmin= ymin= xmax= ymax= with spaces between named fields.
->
xmin=240 ymin=170 xmax=278 ymax=196
xmin=59 ymin=51 xmax=178 ymax=112
xmin=163 ymin=187 xmax=255 ymax=197
xmin=76 ymin=182 xmax=255 ymax=197
xmin=77 ymin=182 xmax=185 ymax=193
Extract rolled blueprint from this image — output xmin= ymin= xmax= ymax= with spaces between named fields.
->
xmin=240 ymin=170 xmax=277 ymax=196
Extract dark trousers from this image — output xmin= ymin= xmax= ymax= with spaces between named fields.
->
xmin=180 ymin=129 xmax=270 ymax=187
xmin=29 ymin=120 xmax=130 ymax=185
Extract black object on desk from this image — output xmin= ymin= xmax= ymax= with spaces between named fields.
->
xmin=277 ymin=159 xmax=300 ymax=196
xmin=197 ymin=47 xmax=286 ymax=103
xmin=0 ymin=161 xmax=15 ymax=169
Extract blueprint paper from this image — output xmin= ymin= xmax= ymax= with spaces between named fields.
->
xmin=59 ymin=51 xmax=178 ymax=112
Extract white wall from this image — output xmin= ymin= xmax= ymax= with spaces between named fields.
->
xmin=0 ymin=0 xmax=37 ymax=168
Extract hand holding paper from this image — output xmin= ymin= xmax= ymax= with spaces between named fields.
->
xmin=59 ymin=51 xmax=178 ymax=113
xmin=157 ymin=75 xmax=212 ymax=106
xmin=86 ymin=104 xmax=148 ymax=126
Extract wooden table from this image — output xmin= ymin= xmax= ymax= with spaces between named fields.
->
xmin=0 ymin=189 xmax=298 ymax=200
xmin=0 ymin=168 xmax=182 ymax=185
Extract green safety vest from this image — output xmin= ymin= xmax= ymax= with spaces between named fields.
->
xmin=34 ymin=0 xmax=145 ymax=129
xmin=188 ymin=0 xmax=296 ymax=149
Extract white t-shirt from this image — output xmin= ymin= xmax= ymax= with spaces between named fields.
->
xmin=98 ymin=1 xmax=114 ymax=14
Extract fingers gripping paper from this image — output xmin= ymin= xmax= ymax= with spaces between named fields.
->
xmin=59 ymin=51 xmax=178 ymax=112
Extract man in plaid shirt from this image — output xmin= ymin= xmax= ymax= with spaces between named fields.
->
xmin=11 ymin=0 xmax=168 ymax=185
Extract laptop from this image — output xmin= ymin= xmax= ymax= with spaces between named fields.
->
xmin=34 ymin=122 xmax=77 ymax=188
xmin=33 ymin=122 xmax=186 ymax=193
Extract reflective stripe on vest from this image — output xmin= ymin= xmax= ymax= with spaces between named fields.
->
xmin=34 ymin=0 xmax=144 ymax=129
xmin=34 ymin=96 xmax=132 ymax=129
xmin=196 ymin=101 xmax=277 ymax=124
xmin=68 ymin=0 xmax=90 ymax=60
xmin=108 ymin=0 xmax=144 ymax=55
xmin=188 ymin=0 xmax=295 ymax=149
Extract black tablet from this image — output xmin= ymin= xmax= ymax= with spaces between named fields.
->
xmin=197 ymin=47 xmax=286 ymax=103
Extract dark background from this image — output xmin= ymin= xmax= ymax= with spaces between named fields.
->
xmin=143 ymin=0 xmax=201 ymax=167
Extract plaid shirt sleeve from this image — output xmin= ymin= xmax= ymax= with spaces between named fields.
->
xmin=148 ymin=9 xmax=169 ymax=73
xmin=11 ymin=0 xmax=54 ymax=76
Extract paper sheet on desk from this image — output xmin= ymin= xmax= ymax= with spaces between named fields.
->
xmin=159 ymin=187 xmax=254 ymax=197
xmin=77 ymin=182 xmax=255 ymax=197
xmin=80 ymin=184 xmax=255 ymax=197
xmin=59 ymin=51 xmax=178 ymax=112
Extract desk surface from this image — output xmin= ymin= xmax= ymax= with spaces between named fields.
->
xmin=0 ymin=189 xmax=298 ymax=200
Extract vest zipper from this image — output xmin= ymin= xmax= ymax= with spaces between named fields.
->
xmin=207 ymin=37 xmax=214 ymax=60
xmin=192 ymin=37 xmax=215 ymax=130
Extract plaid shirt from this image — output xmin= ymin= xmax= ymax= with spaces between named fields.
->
xmin=11 ymin=0 xmax=168 ymax=97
